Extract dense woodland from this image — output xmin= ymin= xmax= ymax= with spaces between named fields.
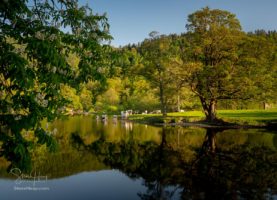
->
xmin=61 ymin=13 xmax=277 ymax=121
xmin=0 ymin=1 xmax=277 ymax=169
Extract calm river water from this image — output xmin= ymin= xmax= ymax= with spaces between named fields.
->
xmin=0 ymin=116 xmax=277 ymax=200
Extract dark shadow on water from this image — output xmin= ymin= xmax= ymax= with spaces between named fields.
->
xmin=182 ymin=128 xmax=277 ymax=200
xmin=70 ymin=127 xmax=277 ymax=200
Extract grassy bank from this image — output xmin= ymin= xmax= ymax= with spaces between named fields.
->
xmin=128 ymin=109 xmax=277 ymax=127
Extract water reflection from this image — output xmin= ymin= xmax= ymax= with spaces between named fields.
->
xmin=183 ymin=128 xmax=277 ymax=199
xmin=0 ymin=116 xmax=277 ymax=200
xmin=70 ymin=124 xmax=277 ymax=200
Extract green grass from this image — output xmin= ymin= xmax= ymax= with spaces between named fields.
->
xmin=128 ymin=109 xmax=277 ymax=126
xmin=217 ymin=109 xmax=277 ymax=126
xmin=128 ymin=111 xmax=204 ymax=124
xmin=217 ymin=109 xmax=277 ymax=119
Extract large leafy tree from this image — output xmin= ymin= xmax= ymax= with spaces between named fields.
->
xmin=139 ymin=33 xmax=185 ymax=116
xmin=241 ymin=31 xmax=277 ymax=108
xmin=186 ymin=7 xmax=257 ymax=122
xmin=0 ymin=0 xmax=111 ymax=171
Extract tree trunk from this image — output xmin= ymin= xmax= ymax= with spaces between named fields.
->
xmin=263 ymin=102 xmax=269 ymax=110
xmin=207 ymin=100 xmax=217 ymax=122
xmin=200 ymin=97 xmax=217 ymax=122
xmin=177 ymin=93 xmax=180 ymax=112
xmin=159 ymin=82 xmax=167 ymax=117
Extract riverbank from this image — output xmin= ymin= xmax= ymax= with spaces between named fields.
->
xmin=128 ymin=109 xmax=277 ymax=129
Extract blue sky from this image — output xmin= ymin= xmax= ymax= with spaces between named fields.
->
xmin=81 ymin=0 xmax=277 ymax=46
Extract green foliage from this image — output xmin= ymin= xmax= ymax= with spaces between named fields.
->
xmin=0 ymin=133 xmax=32 ymax=172
xmin=79 ymin=85 xmax=93 ymax=111
xmin=139 ymin=34 xmax=186 ymax=115
xmin=86 ymin=9 xmax=276 ymax=117
xmin=238 ymin=32 xmax=277 ymax=103
xmin=183 ymin=7 xmax=277 ymax=122
xmin=119 ymin=78 xmax=160 ymax=112
xmin=34 ymin=128 xmax=58 ymax=152
xmin=60 ymin=84 xmax=83 ymax=110
xmin=94 ymin=78 xmax=121 ymax=113
xmin=1 ymin=3 xmax=277 ymax=172
xmin=0 ymin=0 xmax=111 ymax=171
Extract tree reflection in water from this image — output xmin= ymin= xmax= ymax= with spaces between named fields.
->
xmin=71 ymin=127 xmax=277 ymax=200
xmin=1 ymin=121 xmax=277 ymax=200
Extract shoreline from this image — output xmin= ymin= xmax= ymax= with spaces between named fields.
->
xmin=60 ymin=111 xmax=277 ymax=130
xmin=149 ymin=122 xmax=267 ymax=129
xmin=127 ymin=117 xmax=277 ymax=130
